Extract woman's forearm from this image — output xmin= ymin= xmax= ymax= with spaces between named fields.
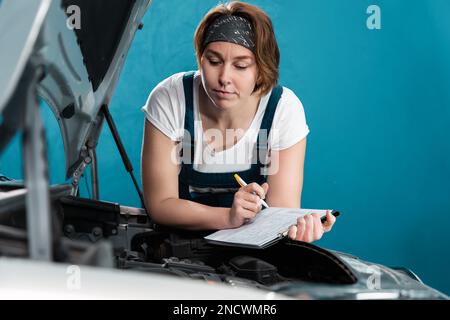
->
xmin=148 ymin=197 xmax=231 ymax=231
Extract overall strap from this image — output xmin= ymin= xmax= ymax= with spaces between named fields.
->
xmin=182 ymin=71 xmax=196 ymax=164
xmin=259 ymin=85 xmax=283 ymax=135
xmin=256 ymin=85 xmax=283 ymax=171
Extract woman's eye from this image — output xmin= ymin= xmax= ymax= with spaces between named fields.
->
xmin=207 ymin=59 xmax=247 ymax=69
xmin=209 ymin=60 xmax=221 ymax=65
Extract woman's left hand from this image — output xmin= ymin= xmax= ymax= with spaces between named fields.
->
xmin=287 ymin=210 xmax=336 ymax=243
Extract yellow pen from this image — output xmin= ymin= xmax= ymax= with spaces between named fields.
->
xmin=233 ymin=174 xmax=269 ymax=209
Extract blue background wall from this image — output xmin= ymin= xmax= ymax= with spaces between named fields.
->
xmin=1 ymin=0 xmax=449 ymax=295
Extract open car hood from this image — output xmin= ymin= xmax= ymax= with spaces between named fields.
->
xmin=0 ymin=0 xmax=151 ymax=179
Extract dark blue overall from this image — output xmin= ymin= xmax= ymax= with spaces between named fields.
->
xmin=178 ymin=71 xmax=283 ymax=208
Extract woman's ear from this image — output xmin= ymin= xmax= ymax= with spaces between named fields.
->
xmin=252 ymin=81 xmax=261 ymax=95
xmin=252 ymin=72 xmax=262 ymax=94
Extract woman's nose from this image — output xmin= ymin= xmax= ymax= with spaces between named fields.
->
xmin=218 ymin=65 xmax=232 ymax=86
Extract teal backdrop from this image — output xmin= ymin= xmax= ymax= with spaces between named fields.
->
xmin=1 ymin=0 xmax=449 ymax=295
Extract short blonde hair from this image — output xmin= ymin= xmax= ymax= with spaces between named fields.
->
xmin=194 ymin=1 xmax=280 ymax=96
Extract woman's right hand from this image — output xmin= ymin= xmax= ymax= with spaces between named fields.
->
xmin=228 ymin=182 xmax=269 ymax=228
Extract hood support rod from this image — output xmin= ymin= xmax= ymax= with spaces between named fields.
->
xmin=100 ymin=104 xmax=147 ymax=212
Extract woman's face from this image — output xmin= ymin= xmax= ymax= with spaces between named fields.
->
xmin=200 ymin=41 xmax=258 ymax=110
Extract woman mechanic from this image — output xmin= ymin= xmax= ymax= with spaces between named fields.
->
xmin=141 ymin=1 xmax=336 ymax=242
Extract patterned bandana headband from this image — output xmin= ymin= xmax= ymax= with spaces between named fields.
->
xmin=202 ymin=15 xmax=256 ymax=52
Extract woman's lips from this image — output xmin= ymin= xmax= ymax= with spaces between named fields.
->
xmin=213 ymin=89 xmax=235 ymax=98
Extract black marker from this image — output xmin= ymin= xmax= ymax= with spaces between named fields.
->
xmin=321 ymin=210 xmax=340 ymax=224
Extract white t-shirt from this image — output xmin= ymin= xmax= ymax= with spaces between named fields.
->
xmin=141 ymin=71 xmax=309 ymax=192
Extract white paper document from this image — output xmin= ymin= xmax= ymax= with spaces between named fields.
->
xmin=204 ymin=207 xmax=333 ymax=249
